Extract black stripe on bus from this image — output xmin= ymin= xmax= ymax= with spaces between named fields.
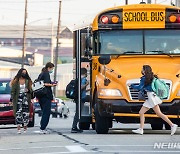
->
xmin=98 ymin=9 xmax=123 ymax=29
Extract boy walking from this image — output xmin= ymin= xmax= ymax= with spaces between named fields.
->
xmin=71 ymin=68 xmax=90 ymax=133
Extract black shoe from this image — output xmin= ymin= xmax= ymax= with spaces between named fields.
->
xmin=71 ymin=128 xmax=83 ymax=133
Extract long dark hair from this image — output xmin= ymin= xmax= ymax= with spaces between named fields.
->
xmin=143 ymin=65 xmax=157 ymax=86
xmin=45 ymin=62 xmax=54 ymax=71
xmin=12 ymin=68 xmax=32 ymax=88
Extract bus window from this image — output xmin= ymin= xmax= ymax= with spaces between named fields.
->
xmin=99 ymin=30 xmax=143 ymax=54
xmin=145 ymin=30 xmax=180 ymax=54
xmin=81 ymin=33 xmax=87 ymax=57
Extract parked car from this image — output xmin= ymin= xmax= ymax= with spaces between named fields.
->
xmin=33 ymin=98 xmax=69 ymax=118
xmin=56 ymin=98 xmax=70 ymax=118
xmin=33 ymin=98 xmax=59 ymax=118
xmin=51 ymin=99 xmax=59 ymax=118
xmin=0 ymin=78 xmax=35 ymax=127
xmin=32 ymin=98 xmax=42 ymax=116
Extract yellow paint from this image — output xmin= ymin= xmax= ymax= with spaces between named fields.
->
xmin=114 ymin=113 xmax=179 ymax=119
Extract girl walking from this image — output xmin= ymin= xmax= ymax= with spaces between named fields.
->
xmin=11 ymin=68 xmax=33 ymax=134
xmin=128 ymin=65 xmax=178 ymax=135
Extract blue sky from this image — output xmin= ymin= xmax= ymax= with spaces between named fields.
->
xmin=0 ymin=0 xmax=173 ymax=28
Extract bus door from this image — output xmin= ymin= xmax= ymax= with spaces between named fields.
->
xmin=74 ymin=28 xmax=92 ymax=129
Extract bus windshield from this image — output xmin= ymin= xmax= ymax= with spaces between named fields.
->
xmin=98 ymin=30 xmax=180 ymax=55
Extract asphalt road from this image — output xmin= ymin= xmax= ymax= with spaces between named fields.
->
xmin=0 ymin=101 xmax=179 ymax=154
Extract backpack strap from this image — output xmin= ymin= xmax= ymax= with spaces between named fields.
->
xmin=38 ymin=72 xmax=44 ymax=80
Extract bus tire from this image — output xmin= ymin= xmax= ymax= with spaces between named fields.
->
xmin=151 ymin=122 xmax=163 ymax=130
xmin=79 ymin=122 xmax=90 ymax=130
xmin=95 ymin=104 xmax=109 ymax=134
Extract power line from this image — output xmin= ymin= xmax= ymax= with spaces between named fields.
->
xmin=0 ymin=0 xmax=58 ymax=3
xmin=0 ymin=7 xmax=89 ymax=15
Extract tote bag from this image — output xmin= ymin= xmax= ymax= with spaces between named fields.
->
xmin=32 ymin=73 xmax=47 ymax=98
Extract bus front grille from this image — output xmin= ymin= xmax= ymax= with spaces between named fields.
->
xmin=128 ymin=83 xmax=171 ymax=100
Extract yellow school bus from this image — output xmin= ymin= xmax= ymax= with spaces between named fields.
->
xmin=73 ymin=2 xmax=180 ymax=134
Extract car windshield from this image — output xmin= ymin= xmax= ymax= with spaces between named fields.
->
xmin=98 ymin=30 xmax=180 ymax=55
xmin=0 ymin=81 xmax=11 ymax=94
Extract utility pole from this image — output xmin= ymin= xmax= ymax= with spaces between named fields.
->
xmin=176 ymin=0 xmax=180 ymax=6
xmin=53 ymin=0 xmax=62 ymax=96
xmin=51 ymin=19 xmax=54 ymax=63
xmin=147 ymin=0 xmax=151 ymax=4
xmin=125 ymin=0 xmax=128 ymax=5
xmin=22 ymin=0 xmax=28 ymax=68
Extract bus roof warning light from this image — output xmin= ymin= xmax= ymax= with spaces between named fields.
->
xmin=169 ymin=15 xmax=177 ymax=23
xmin=101 ymin=16 xmax=109 ymax=24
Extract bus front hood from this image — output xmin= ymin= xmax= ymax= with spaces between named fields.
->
xmin=105 ymin=56 xmax=180 ymax=80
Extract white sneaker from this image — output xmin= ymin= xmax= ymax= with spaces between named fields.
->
xmin=171 ymin=124 xmax=178 ymax=136
xmin=39 ymin=129 xmax=49 ymax=134
xmin=17 ymin=130 xmax=21 ymax=134
xmin=132 ymin=128 xmax=143 ymax=135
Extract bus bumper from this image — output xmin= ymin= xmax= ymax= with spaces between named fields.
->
xmin=97 ymin=99 xmax=180 ymax=119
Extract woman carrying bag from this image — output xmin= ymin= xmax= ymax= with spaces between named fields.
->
xmin=37 ymin=62 xmax=57 ymax=134
xmin=128 ymin=65 xmax=178 ymax=135
xmin=11 ymin=68 xmax=33 ymax=134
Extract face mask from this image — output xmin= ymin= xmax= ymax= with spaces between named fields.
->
xmin=49 ymin=70 xmax=53 ymax=74
xmin=21 ymin=73 xmax=27 ymax=78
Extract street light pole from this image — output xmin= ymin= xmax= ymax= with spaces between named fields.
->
xmin=53 ymin=0 xmax=62 ymax=96
xmin=22 ymin=0 xmax=28 ymax=68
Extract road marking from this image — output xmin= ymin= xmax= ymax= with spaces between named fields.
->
xmin=0 ymin=146 xmax=64 ymax=151
xmin=0 ymin=144 xmax=179 ymax=154
xmin=66 ymin=145 xmax=88 ymax=152
xmin=87 ymin=144 xmax=153 ymax=147
xmin=102 ymin=151 xmax=180 ymax=153
xmin=0 ymin=145 xmax=89 ymax=153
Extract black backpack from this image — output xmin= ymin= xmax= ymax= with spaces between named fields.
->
xmin=65 ymin=79 xmax=78 ymax=99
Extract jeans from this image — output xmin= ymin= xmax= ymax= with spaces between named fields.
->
xmin=39 ymin=97 xmax=51 ymax=130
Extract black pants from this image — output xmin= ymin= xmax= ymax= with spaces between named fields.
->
xmin=39 ymin=97 xmax=51 ymax=130
xmin=72 ymin=95 xmax=90 ymax=129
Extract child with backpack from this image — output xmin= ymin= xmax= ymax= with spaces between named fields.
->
xmin=71 ymin=68 xmax=90 ymax=133
xmin=128 ymin=65 xmax=178 ymax=135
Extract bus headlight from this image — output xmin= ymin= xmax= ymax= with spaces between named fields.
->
xmin=99 ymin=89 xmax=122 ymax=97
xmin=176 ymin=90 xmax=180 ymax=96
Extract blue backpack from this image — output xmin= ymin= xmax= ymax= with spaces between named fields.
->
xmin=151 ymin=78 xmax=169 ymax=99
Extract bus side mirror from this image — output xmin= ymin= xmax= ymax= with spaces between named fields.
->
xmin=98 ymin=55 xmax=111 ymax=65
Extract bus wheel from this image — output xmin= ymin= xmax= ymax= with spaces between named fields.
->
xmin=151 ymin=122 xmax=163 ymax=130
xmin=95 ymin=104 xmax=109 ymax=134
xmin=79 ymin=122 xmax=90 ymax=130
